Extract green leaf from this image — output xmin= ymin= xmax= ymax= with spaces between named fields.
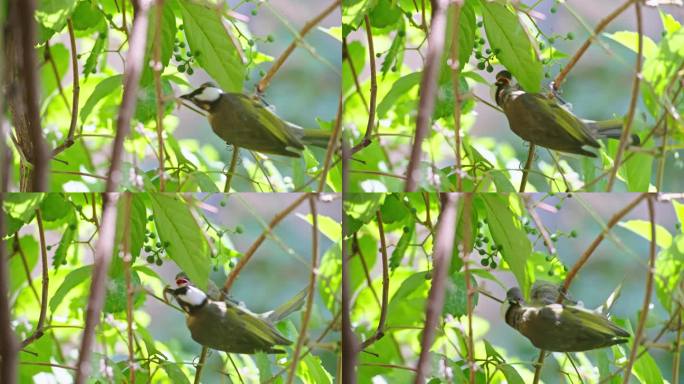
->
xmin=80 ymin=75 xmax=123 ymax=124
xmin=390 ymin=223 xmax=414 ymax=271
xmin=480 ymin=194 xmax=531 ymax=296
xmin=499 ymin=364 xmax=525 ymax=384
xmin=8 ymin=236 xmax=39 ymax=295
xmin=369 ymin=0 xmax=402 ymax=28
xmin=298 ymin=354 xmax=333 ymax=384
xmin=632 ymin=349 xmax=664 ymax=384
xmin=49 ymin=265 xmax=92 ymax=313
xmin=605 ymin=31 xmax=657 ymax=59
xmin=116 ymin=195 xmax=147 ymax=259
xmin=619 ymin=220 xmax=672 ymax=249
xmin=72 ymin=0 xmax=104 ymax=31
xmin=377 ymin=72 xmax=421 ymax=118
xmin=3 ymin=194 xmax=45 ymax=223
xmin=380 ymin=193 xmax=410 ymax=223
xmin=444 ymin=0 xmax=476 ymax=71
xmin=342 ymin=41 xmax=366 ymax=96
xmin=344 ymin=194 xmax=386 ymax=224
xmin=41 ymin=43 xmax=69 ymax=99
xmin=443 ymin=272 xmax=478 ymax=318
xmin=83 ymin=30 xmax=107 ymax=78
xmin=149 ymin=194 xmax=210 ymax=291
xmin=481 ymin=2 xmax=542 ymax=92
xmin=299 ymin=213 xmax=341 ymax=242
xmin=623 ymin=151 xmax=653 ymax=192
xmin=39 ymin=194 xmax=71 ymax=221
xmin=177 ymin=0 xmax=245 ymax=92
xmin=53 ymin=221 xmax=77 ymax=269
xmin=380 ymin=21 xmax=405 ymax=77
xmin=35 ymin=0 xmax=77 ymax=38
xmin=162 ymin=364 xmax=190 ymax=384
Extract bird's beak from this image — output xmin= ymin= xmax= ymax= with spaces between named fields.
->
xmin=179 ymin=93 xmax=192 ymax=101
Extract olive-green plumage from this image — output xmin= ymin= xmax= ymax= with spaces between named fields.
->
xmin=503 ymin=286 xmax=629 ymax=352
xmin=166 ymin=276 xmax=306 ymax=354
xmin=180 ymin=83 xmax=331 ymax=157
xmin=494 ymin=70 xmax=639 ymax=157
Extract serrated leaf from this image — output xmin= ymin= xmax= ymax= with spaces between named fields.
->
xmin=149 ymin=194 xmax=210 ymax=291
xmin=53 ymin=221 xmax=77 ymax=269
xmin=83 ymin=30 xmax=107 ymax=78
xmin=390 ymin=223 xmax=413 ymax=271
xmin=177 ymin=0 xmax=244 ymax=92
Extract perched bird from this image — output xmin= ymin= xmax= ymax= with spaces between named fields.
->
xmin=165 ymin=274 xmax=306 ymax=354
xmin=494 ymin=70 xmax=640 ymax=157
xmin=180 ymin=83 xmax=331 ymax=157
xmin=502 ymin=286 xmax=629 ymax=352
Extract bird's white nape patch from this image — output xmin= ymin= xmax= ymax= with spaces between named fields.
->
xmin=194 ymin=86 xmax=222 ymax=102
xmin=178 ymin=285 xmax=207 ymax=306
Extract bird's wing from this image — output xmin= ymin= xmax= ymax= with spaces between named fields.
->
xmin=526 ymin=93 xmax=600 ymax=147
xmin=224 ymin=301 xmax=291 ymax=345
xmin=564 ymin=306 xmax=630 ymax=337
xmin=235 ymin=93 xmax=303 ymax=147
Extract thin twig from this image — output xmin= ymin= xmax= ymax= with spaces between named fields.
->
xmin=20 ymin=210 xmax=49 ymax=348
xmin=414 ymin=193 xmax=458 ymax=383
xmin=360 ymin=210 xmax=389 ymax=350
xmin=523 ymin=196 xmax=556 ymax=255
xmin=193 ymin=347 xmax=208 ymax=384
xmin=462 ymin=193 xmax=475 ymax=384
xmin=122 ymin=194 xmax=136 ymax=383
xmin=341 ymin=133 xmax=358 ymax=384
xmin=0 ymin=189 xmax=17 ymax=383
xmin=220 ymin=193 xmax=311 ymax=297
xmin=405 ymin=0 xmax=449 ymax=191
xmin=605 ymin=1 xmax=642 ymax=191
xmin=153 ymin=0 xmax=166 ymax=191
xmin=105 ymin=0 xmax=151 ymax=193
xmin=350 ymin=16 xmax=377 ymax=155
xmin=257 ymin=0 xmax=340 ymax=93
xmin=286 ymin=196 xmax=319 ymax=384
xmin=449 ymin=2 xmax=463 ymax=192
xmin=622 ymin=195 xmax=656 ymax=383
xmin=223 ymin=147 xmax=239 ymax=192
xmin=552 ymin=0 xmax=638 ymax=90
xmin=317 ymin=94 xmax=342 ymax=191
xmin=519 ymin=144 xmax=536 ymax=192
xmin=56 ymin=20 xmax=80 ymax=157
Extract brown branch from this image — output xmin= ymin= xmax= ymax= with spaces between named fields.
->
xmin=223 ymin=147 xmax=240 ymax=193
xmin=552 ymin=0 xmax=638 ymax=90
xmin=360 ymin=210 xmax=389 ymax=350
xmin=121 ymin=194 xmax=136 ymax=383
xmin=15 ymin=0 xmax=49 ymax=191
xmin=622 ymin=195 xmax=657 ymax=383
xmin=257 ymin=0 xmax=340 ymax=93
xmin=193 ymin=347 xmax=209 ymax=384
xmin=52 ymin=20 xmax=80 ymax=158
xmin=523 ymin=196 xmax=556 ymax=255
xmin=0 ymin=192 xmax=18 ymax=384
xmin=405 ymin=0 xmax=449 ymax=192
xmin=105 ymin=0 xmax=152 ymax=193
xmin=153 ymin=0 xmax=165 ymax=191
xmin=341 ymin=133 xmax=358 ymax=383
xmin=286 ymin=196 xmax=319 ymax=384
xmin=605 ymin=1 xmax=642 ymax=191
xmin=560 ymin=193 xmax=647 ymax=294
xmin=449 ymin=2 xmax=463 ymax=192
xmin=75 ymin=193 xmax=121 ymax=384
xmin=20 ymin=210 xmax=49 ymax=348
xmin=519 ymin=144 xmax=536 ymax=192
xmin=349 ymin=16 xmax=377 ymax=156
xmin=220 ymin=193 xmax=311 ymax=297
xmin=414 ymin=193 xmax=458 ymax=383
xmin=317 ymin=94 xmax=343 ymax=191
xmin=462 ymin=193 xmax=475 ymax=384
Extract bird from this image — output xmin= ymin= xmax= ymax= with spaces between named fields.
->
xmin=165 ymin=274 xmax=306 ymax=354
xmin=494 ymin=70 xmax=640 ymax=157
xmin=502 ymin=285 xmax=629 ymax=352
xmin=179 ymin=83 xmax=332 ymax=157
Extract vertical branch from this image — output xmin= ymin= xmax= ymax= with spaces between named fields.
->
xmin=622 ymin=195 xmax=656 ymax=383
xmin=317 ymin=94 xmax=343 ymax=191
xmin=519 ymin=144 xmax=536 ymax=192
xmin=405 ymin=0 xmax=449 ymax=192
xmin=462 ymin=193 xmax=475 ymax=383
xmin=341 ymin=134 xmax=358 ymax=383
xmin=605 ymin=1 xmax=642 ymax=191
xmin=350 ymin=16 xmax=376 ymax=155
xmin=193 ymin=347 xmax=208 ymax=384
xmin=360 ymin=210 xmax=389 ymax=349
xmin=449 ymin=2 xmax=463 ymax=192
xmin=286 ymin=195 xmax=319 ymax=384
xmin=15 ymin=0 xmax=49 ymax=191
xmin=256 ymin=0 xmax=341 ymax=93
xmin=414 ymin=193 xmax=458 ymax=383
xmin=223 ymin=147 xmax=239 ymax=193
xmin=121 ymin=193 xmax=135 ymax=383
xmin=0 ymin=193 xmax=17 ymax=384
xmin=75 ymin=193 xmax=120 ymax=384
xmin=20 ymin=210 xmax=49 ymax=348
xmin=105 ymin=0 xmax=152 ymax=192
xmin=66 ymin=21 xmax=80 ymax=148
xmin=152 ymin=0 xmax=165 ymax=191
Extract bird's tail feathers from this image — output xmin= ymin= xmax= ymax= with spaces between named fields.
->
xmin=585 ymin=119 xmax=640 ymax=146
xmin=264 ymin=287 xmax=308 ymax=323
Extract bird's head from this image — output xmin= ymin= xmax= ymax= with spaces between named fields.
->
xmin=170 ymin=273 xmax=208 ymax=312
xmin=179 ymin=82 xmax=223 ymax=111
